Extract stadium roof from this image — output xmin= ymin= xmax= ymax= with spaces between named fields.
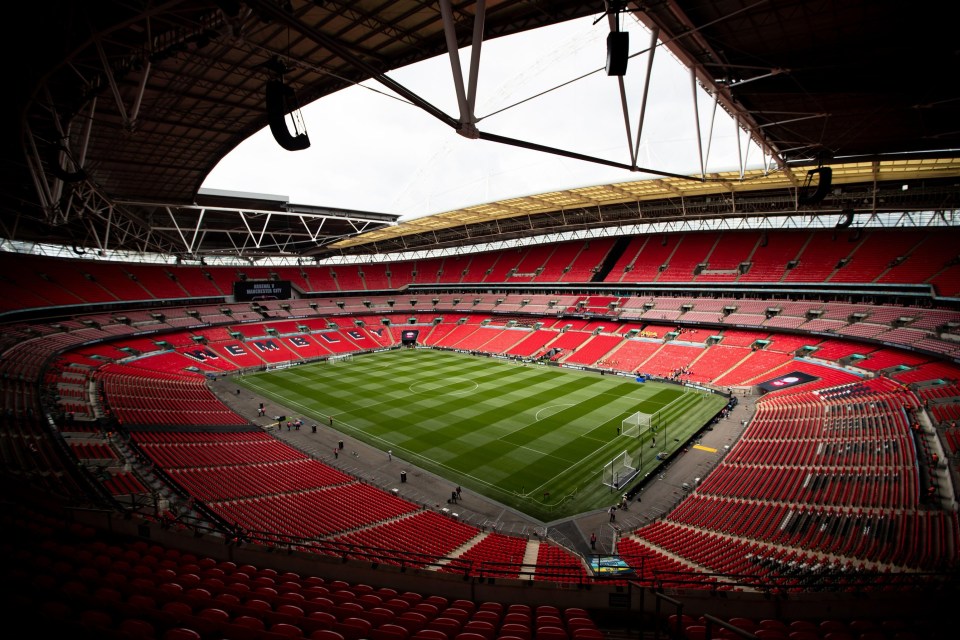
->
xmin=4 ymin=1 xmax=960 ymax=261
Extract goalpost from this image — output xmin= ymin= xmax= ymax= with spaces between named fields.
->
xmin=602 ymin=451 xmax=639 ymax=490
xmin=329 ymin=353 xmax=354 ymax=365
xmin=621 ymin=410 xmax=657 ymax=438
xmin=603 ymin=410 xmax=661 ymax=490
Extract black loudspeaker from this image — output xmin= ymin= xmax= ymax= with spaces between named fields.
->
xmin=835 ymin=210 xmax=854 ymax=229
xmin=797 ymin=167 xmax=832 ymax=205
xmin=266 ymin=80 xmax=311 ymax=151
xmin=606 ymin=31 xmax=629 ymax=76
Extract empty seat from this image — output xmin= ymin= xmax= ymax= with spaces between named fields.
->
xmin=444 ymin=608 xmax=472 ymax=625
xmin=451 ymin=600 xmax=476 ymax=614
xmin=668 ymin=615 xmax=696 ymax=635
xmin=463 ymin=620 xmax=496 ymax=640
xmin=373 ymin=624 xmax=412 ymax=640
xmin=93 ymin=586 xmax=123 ymax=604
xmin=820 ymin=621 xmax=850 ymax=634
xmin=413 ymin=603 xmax=441 ymax=618
xmin=477 ymin=602 xmax=504 ymax=616
xmin=473 ymin=611 xmax=501 ymax=625
xmin=684 ymin=625 xmax=707 ymax=640
xmin=161 ymin=601 xmax=193 ymax=622
xmin=158 ymin=582 xmax=185 ymax=598
xmin=308 ymin=610 xmax=338 ymax=630
xmin=424 ymin=595 xmax=449 ymax=608
xmin=729 ymin=618 xmax=759 ymax=634
xmin=234 ymin=615 xmax=267 ymax=631
xmin=183 ymin=587 xmax=213 ymax=606
xmin=222 ymin=622 xmax=262 ymax=640
xmin=78 ymin=609 xmax=113 ymax=632
xmin=309 ymin=596 xmax=336 ymax=613
xmin=244 ymin=598 xmax=273 ymax=612
xmin=399 ymin=591 xmax=424 ymax=604
xmin=562 ymin=609 xmax=589 ymax=621
xmin=385 ymin=599 xmax=414 ymax=614
xmin=848 ymin=621 xmax=877 ymax=634
xmin=536 ymin=616 xmax=564 ymax=629
xmin=116 ymin=617 xmax=157 ymax=639
xmin=499 ymin=623 xmax=532 ymax=640
xmin=412 ymin=630 xmax=452 ymax=640
xmin=277 ymin=604 xmax=306 ymax=618
xmin=193 ymin=607 xmax=231 ymax=636
xmin=395 ymin=611 xmax=430 ymax=633
xmin=566 ymin=619 xmax=595 ymax=633
xmin=335 ymin=616 xmax=374 ymax=640
xmin=214 ymin=592 xmax=242 ymax=607
xmin=280 ymin=591 xmax=308 ymax=605
xmin=536 ymin=628 xmax=568 ymax=640
xmin=271 ymin=622 xmax=307 ymax=637
xmin=365 ymin=608 xmax=397 ymax=627
xmin=760 ymin=621 xmax=790 ymax=634
xmin=360 ymin=594 xmax=385 ymax=608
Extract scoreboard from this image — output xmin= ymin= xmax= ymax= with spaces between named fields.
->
xmin=233 ymin=280 xmax=292 ymax=301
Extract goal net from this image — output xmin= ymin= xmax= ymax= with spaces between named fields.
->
xmin=621 ymin=410 xmax=655 ymax=438
xmin=602 ymin=451 xmax=639 ymax=490
xmin=329 ymin=353 xmax=354 ymax=365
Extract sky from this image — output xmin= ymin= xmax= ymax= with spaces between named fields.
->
xmin=203 ymin=12 xmax=765 ymax=222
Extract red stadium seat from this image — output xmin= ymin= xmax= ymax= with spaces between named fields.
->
xmin=270 ymin=622 xmax=306 ymax=637
xmin=116 ymin=617 xmax=157 ymax=639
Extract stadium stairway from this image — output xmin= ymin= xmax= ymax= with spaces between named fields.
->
xmin=592 ymin=236 xmax=633 ymax=282
xmin=522 ymin=539 xmax=541 ymax=568
xmin=434 ymin=531 xmax=494 ymax=567
xmin=914 ymin=407 xmax=956 ymax=510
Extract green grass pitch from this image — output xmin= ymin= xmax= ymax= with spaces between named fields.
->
xmin=238 ymin=348 xmax=728 ymax=522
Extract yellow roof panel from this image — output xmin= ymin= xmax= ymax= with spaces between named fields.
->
xmin=332 ymin=159 xmax=960 ymax=249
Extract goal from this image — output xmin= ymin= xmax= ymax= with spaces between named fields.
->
xmin=329 ymin=353 xmax=354 ymax=365
xmin=602 ymin=451 xmax=639 ymax=490
xmin=621 ymin=410 xmax=656 ymax=438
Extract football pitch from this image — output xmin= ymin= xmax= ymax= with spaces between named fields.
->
xmin=238 ymin=348 xmax=728 ymax=521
